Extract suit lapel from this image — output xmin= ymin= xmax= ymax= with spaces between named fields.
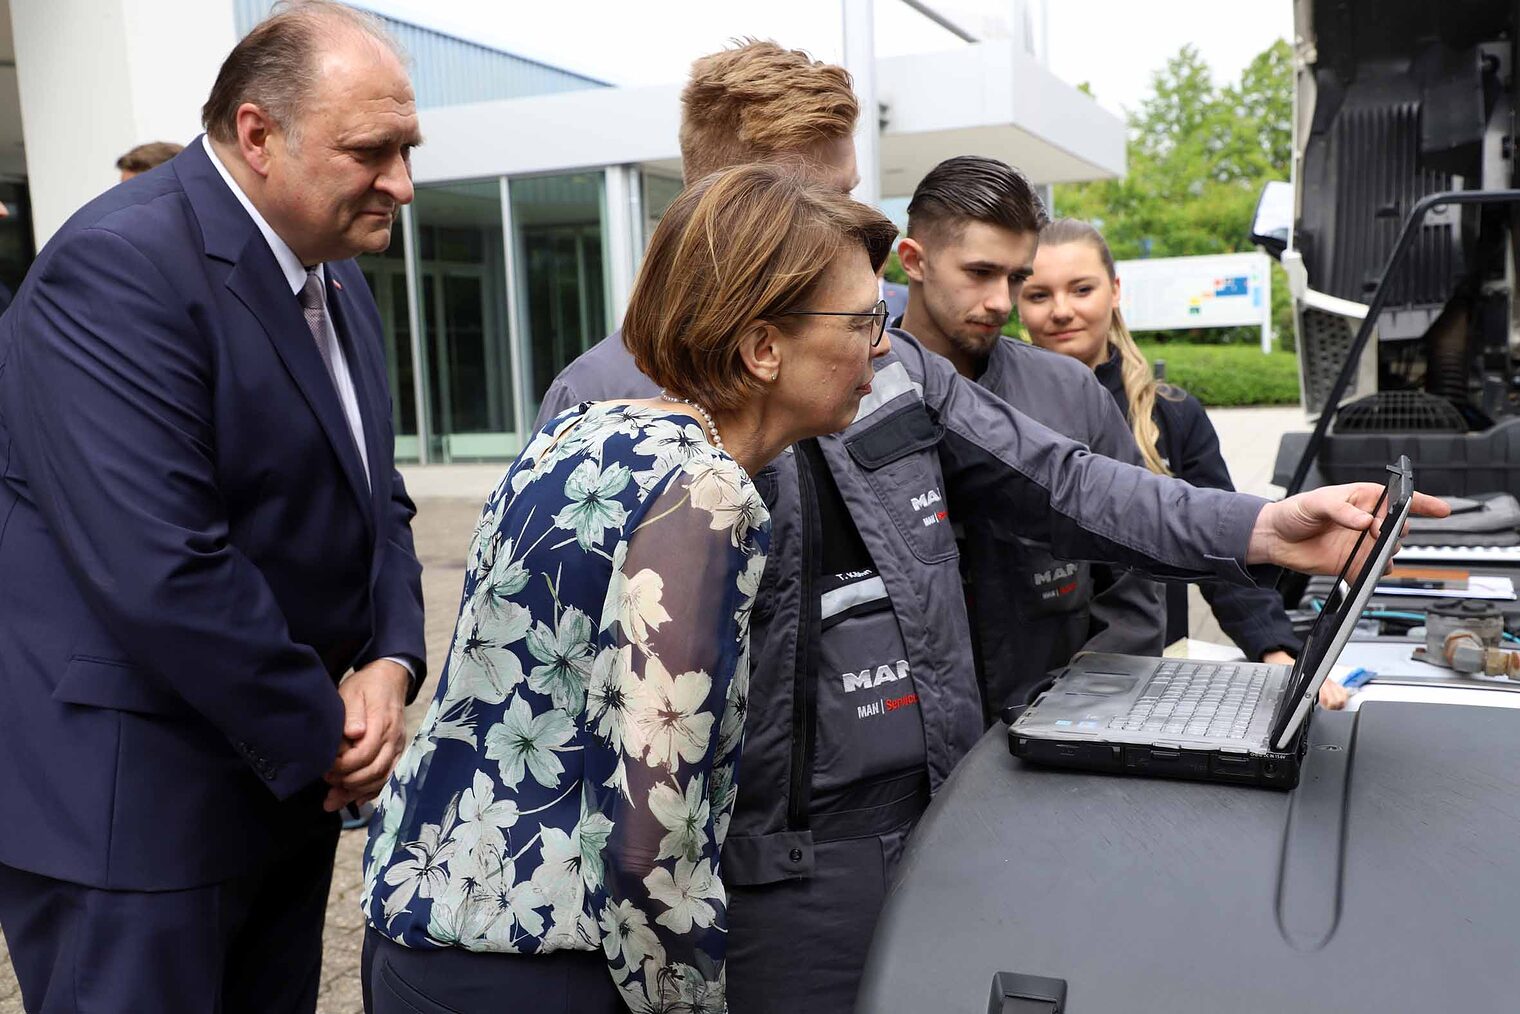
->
xmin=325 ymin=267 xmax=390 ymax=522
xmin=224 ymin=242 xmax=375 ymax=533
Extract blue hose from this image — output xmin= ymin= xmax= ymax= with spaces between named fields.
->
xmin=1306 ymin=598 xmax=1425 ymax=623
xmin=1307 ymin=597 xmax=1520 ymax=642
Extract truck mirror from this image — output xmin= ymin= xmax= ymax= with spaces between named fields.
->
xmin=1250 ymin=180 xmax=1293 ymax=260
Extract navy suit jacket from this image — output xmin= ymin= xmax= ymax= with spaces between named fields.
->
xmin=0 ymin=139 xmax=426 ymax=891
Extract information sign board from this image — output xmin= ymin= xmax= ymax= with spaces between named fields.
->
xmin=1115 ymin=251 xmax=1273 ymax=351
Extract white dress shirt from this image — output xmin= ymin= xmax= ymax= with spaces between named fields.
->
xmin=202 ymin=136 xmax=371 ymax=485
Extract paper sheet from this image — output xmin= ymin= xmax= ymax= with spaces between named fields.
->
xmin=1375 ymin=575 xmax=1515 ymax=600
xmin=1162 ymin=637 xmax=1247 ymax=661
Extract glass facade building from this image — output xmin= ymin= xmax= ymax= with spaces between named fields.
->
xmin=232 ymin=1 xmax=610 ymax=106
xmin=356 ymin=168 xmax=682 ymax=463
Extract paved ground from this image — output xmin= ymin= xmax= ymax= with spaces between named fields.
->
xmin=0 ymin=405 xmax=1302 ymax=1012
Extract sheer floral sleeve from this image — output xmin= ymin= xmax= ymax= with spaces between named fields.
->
xmin=360 ymin=405 xmax=767 ymax=1008
xmin=585 ymin=452 xmax=767 ymax=1012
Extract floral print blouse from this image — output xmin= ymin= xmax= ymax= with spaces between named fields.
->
xmin=363 ymin=402 xmax=769 ymax=1011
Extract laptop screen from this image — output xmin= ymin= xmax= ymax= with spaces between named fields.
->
xmin=1266 ymin=457 xmax=1415 ymax=748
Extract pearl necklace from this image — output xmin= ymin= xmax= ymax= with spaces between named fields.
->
xmin=659 ymin=391 xmax=724 ymax=452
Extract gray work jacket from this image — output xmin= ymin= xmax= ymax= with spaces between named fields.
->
xmin=535 ymin=328 xmax=1268 ymax=882
xmin=963 ymin=337 xmax=1166 ymax=713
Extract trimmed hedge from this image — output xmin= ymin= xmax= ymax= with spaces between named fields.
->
xmin=1136 ymin=342 xmax=1301 ymax=407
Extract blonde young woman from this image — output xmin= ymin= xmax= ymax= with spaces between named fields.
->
xmin=1019 ymin=218 xmax=1349 ymax=710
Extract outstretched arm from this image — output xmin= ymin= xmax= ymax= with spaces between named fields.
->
xmin=887 ymin=331 xmax=1448 ymax=581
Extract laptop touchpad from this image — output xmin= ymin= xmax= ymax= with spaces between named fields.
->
xmin=1065 ymin=673 xmax=1137 ymax=696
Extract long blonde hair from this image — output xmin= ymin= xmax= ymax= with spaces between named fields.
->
xmin=1039 ymin=218 xmax=1177 ymax=475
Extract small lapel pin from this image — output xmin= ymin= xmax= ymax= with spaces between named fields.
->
xmin=332 ymin=278 xmax=343 ymax=291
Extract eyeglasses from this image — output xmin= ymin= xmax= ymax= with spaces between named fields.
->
xmin=781 ymin=298 xmax=890 ymax=348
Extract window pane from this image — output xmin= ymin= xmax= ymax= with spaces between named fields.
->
xmin=642 ymin=172 xmax=683 ymax=248
xmin=357 ymin=237 xmax=418 ymax=463
xmin=510 ymin=172 xmax=608 ymax=424
xmin=0 ymin=180 xmax=36 ymax=296
xmin=413 ymin=179 xmax=516 ymax=462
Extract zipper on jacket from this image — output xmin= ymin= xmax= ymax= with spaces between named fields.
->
xmin=787 ymin=441 xmax=825 ymax=831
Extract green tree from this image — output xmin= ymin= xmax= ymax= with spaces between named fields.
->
xmin=1227 ymin=40 xmax=1294 ymax=176
xmin=1053 ymin=39 xmax=1295 ymax=346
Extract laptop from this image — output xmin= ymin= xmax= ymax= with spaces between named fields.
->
xmin=1009 ymin=457 xmax=1414 ymax=789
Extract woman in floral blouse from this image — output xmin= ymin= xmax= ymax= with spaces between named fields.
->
xmin=361 ymin=164 xmax=898 ymax=1013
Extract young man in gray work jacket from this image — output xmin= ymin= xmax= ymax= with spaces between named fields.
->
xmin=530 ymin=42 xmax=1387 ymax=1014
xmin=894 ymin=155 xmax=1166 ymax=716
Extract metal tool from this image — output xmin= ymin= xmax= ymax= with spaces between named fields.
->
xmin=1415 ymin=600 xmax=1520 ymax=676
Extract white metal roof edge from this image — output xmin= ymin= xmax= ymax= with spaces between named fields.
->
xmin=409 ymin=39 xmax=1126 ymax=187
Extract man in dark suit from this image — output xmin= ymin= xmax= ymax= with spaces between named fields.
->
xmin=0 ymin=3 xmax=425 ymax=1010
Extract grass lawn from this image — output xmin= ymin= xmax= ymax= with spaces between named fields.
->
xmin=1136 ymin=342 xmax=1301 ymax=407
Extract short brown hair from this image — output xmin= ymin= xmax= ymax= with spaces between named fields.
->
xmin=679 ymin=40 xmax=859 ymax=184
xmin=201 ymin=0 xmax=402 ymax=144
xmin=623 ymin=163 xmax=896 ymax=413
xmin=907 ymin=155 xmax=1050 ymax=243
xmin=115 ymin=141 xmax=184 ymax=174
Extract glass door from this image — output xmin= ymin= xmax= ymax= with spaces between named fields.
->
xmin=358 ymin=247 xmax=420 ymax=462
xmin=412 ymin=180 xmax=516 ymax=462
xmin=510 ymin=172 xmax=610 ymax=423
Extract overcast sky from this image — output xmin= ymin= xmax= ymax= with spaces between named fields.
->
xmin=353 ymin=0 xmax=1293 ymax=117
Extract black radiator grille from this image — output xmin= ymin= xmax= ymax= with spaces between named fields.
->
xmin=1300 ymin=306 xmax=1364 ymax=415
xmin=1327 ymin=101 xmax=1461 ymax=306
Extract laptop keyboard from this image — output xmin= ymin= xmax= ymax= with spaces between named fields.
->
xmin=1107 ymin=661 xmax=1271 ymax=739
